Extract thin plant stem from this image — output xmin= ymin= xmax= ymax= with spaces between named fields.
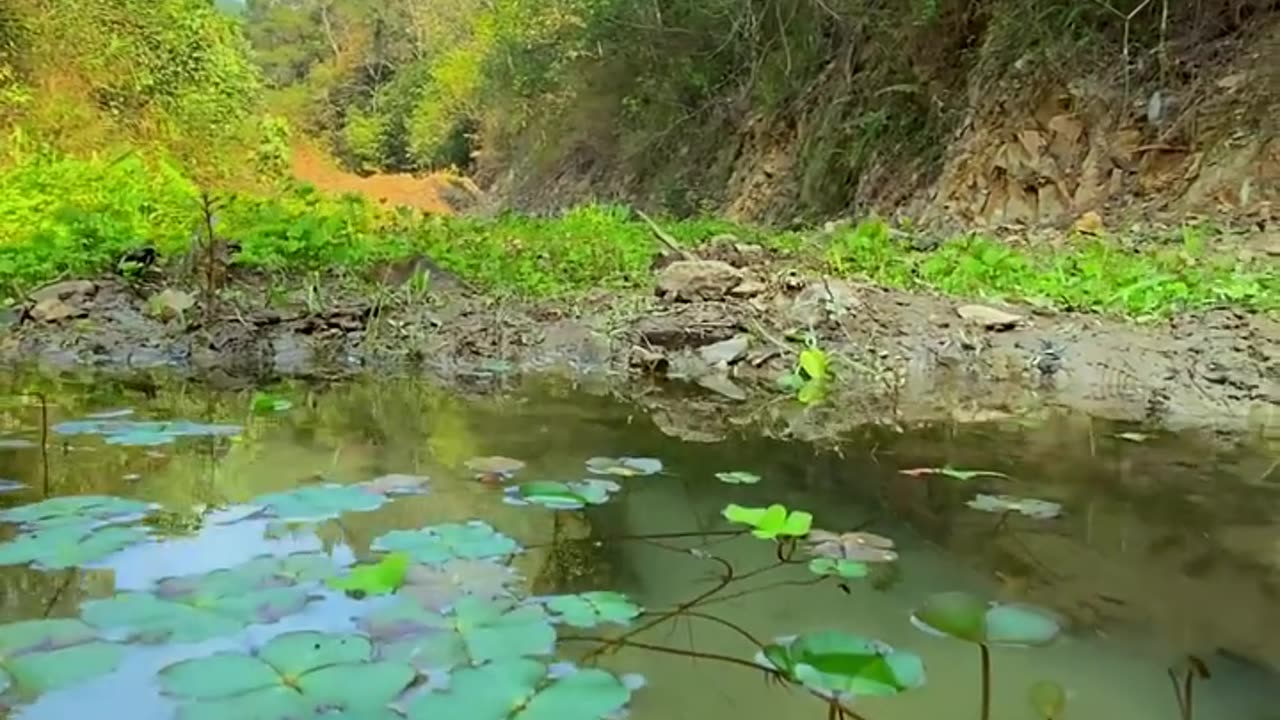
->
xmin=980 ymin=643 xmax=991 ymax=720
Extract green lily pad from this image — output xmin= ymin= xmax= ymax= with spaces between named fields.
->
xmin=53 ymin=420 xmax=242 ymax=446
xmin=807 ymin=557 xmax=870 ymax=579
xmin=722 ymin=503 xmax=813 ymax=539
xmin=0 ymin=619 xmax=123 ymax=695
xmin=159 ymin=631 xmax=415 ymax=720
xmin=584 ymin=457 xmax=662 ymax=477
xmin=406 ymin=658 xmax=633 ymax=720
xmin=911 ymin=591 xmax=1061 ymax=647
xmin=155 ymin=552 xmax=336 ymax=598
xmin=715 ymin=471 xmax=761 ymax=485
xmin=328 ymin=553 xmax=411 ymax=597
xmin=505 ymin=480 xmax=621 ymax=510
xmin=967 ymin=494 xmax=1062 ymax=519
xmin=363 ymin=597 xmax=555 ymax=668
xmin=372 ymin=522 xmax=520 ymax=565
xmin=541 ymin=592 xmax=642 ymax=628
xmin=755 ymin=631 xmax=924 ymax=701
xmin=251 ymin=484 xmax=386 ymax=522
xmin=0 ymin=523 xmax=149 ymax=569
xmin=402 ymin=560 xmax=519 ymax=611
xmin=0 ymin=495 xmax=153 ymax=529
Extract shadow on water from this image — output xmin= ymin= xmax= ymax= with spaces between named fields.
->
xmin=0 ymin=371 xmax=1277 ymax=719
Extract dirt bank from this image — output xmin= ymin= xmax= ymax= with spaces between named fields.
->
xmin=2 ymin=242 xmax=1275 ymax=442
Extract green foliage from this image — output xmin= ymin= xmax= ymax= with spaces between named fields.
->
xmin=0 ymin=620 xmax=122 ymax=696
xmin=911 ymin=591 xmax=1062 ymax=647
xmin=328 ymin=552 xmax=411 ymax=596
xmin=251 ymin=484 xmax=387 ymax=522
xmin=721 ymin=503 xmax=813 ymax=540
xmin=757 ymin=632 xmax=925 ymax=701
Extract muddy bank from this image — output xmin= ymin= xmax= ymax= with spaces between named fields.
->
xmin=1 ymin=249 xmax=1276 ymax=441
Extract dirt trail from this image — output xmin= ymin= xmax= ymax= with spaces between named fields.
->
xmin=288 ymin=143 xmax=468 ymax=215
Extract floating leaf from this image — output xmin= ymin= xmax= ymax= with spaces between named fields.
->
xmin=722 ymin=503 xmax=813 ymax=540
xmin=807 ymin=557 xmax=869 ymax=579
xmin=402 ymin=560 xmax=520 ymax=611
xmin=159 ymin=631 xmax=414 ymax=720
xmin=966 ymin=494 xmax=1062 ymax=519
xmin=406 ymin=658 xmax=633 ymax=720
xmin=328 ymin=553 xmax=411 ymax=597
xmin=898 ymin=466 xmax=1010 ymax=481
xmin=911 ymin=591 xmax=1061 ymax=647
xmin=541 ymin=592 xmax=642 ymax=628
xmin=806 ymin=530 xmax=898 ymax=562
xmin=361 ymin=473 xmax=431 ymax=496
xmin=0 ymin=619 xmax=123 ymax=696
xmin=465 ymin=456 xmax=526 ymax=479
xmin=250 ymin=393 xmax=292 ymax=414
xmin=155 ymin=552 xmax=336 ymax=598
xmin=373 ymin=522 xmax=520 ymax=565
xmin=505 ymin=480 xmax=621 ymax=510
xmin=584 ymin=457 xmax=662 ymax=477
xmin=365 ymin=597 xmax=555 ymax=668
xmin=755 ymin=632 xmax=924 ymax=702
xmin=251 ymin=484 xmax=386 ymax=522
xmin=0 ymin=495 xmax=153 ymax=529
xmin=1029 ymin=679 xmax=1067 ymax=719
xmin=0 ymin=523 xmax=148 ymax=569
xmin=715 ymin=471 xmax=761 ymax=485
xmin=53 ymin=420 xmax=241 ymax=446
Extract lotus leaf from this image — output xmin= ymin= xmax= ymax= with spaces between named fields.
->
xmin=53 ymin=420 xmax=241 ymax=446
xmin=505 ymin=480 xmax=620 ymax=510
xmin=807 ymin=557 xmax=870 ymax=579
xmin=402 ymin=560 xmax=519 ymax=611
xmin=966 ymin=494 xmax=1062 ymax=519
xmin=159 ymin=630 xmax=415 ymax=720
xmin=721 ymin=503 xmax=813 ymax=539
xmin=361 ymin=474 xmax=431 ymax=496
xmin=82 ymin=584 xmax=315 ymax=644
xmin=715 ymin=471 xmax=761 ymax=485
xmin=911 ymin=591 xmax=1061 ymax=647
xmin=155 ymin=552 xmax=337 ymax=598
xmin=364 ymin=597 xmax=555 ymax=668
xmin=806 ymin=530 xmax=898 ymax=563
xmin=584 ymin=457 xmax=663 ymax=477
xmin=328 ymin=553 xmax=411 ymax=597
xmin=755 ymin=632 xmax=924 ymax=701
xmin=407 ymin=658 xmax=633 ymax=720
xmin=465 ymin=456 xmax=526 ymax=478
xmin=541 ymin=592 xmax=641 ymax=628
xmin=0 ymin=523 xmax=148 ymax=569
xmin=0 ymin=619 xmax=122 ymax=695
xmin=251 ymin=484 xmax=386 ymax=522
xmin=0 ymin=495 xmax=153 ymax=529
xmin=373 ymin=522 xmax=520 ymax=565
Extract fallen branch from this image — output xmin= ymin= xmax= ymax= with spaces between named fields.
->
xmin=635 ymin=209 xmax=696 ymax=261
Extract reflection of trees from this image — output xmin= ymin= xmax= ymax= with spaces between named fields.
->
xmin=0 ymin=566 xmax=114 ymax=620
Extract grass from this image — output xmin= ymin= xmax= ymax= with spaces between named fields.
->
xmin=1 ymin=146 xmax=1275 ymax=318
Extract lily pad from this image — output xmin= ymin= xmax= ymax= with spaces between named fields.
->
xmin=0 ymin=523 xmax=149 ymax=569
xmin=755 ymin=631 xmax=924 ymax=702
xmin=406 ymin=658 xmax=633 ymax=720
xmin=911 ymin=591 xmax=1061 ymax=647
xmin=806 ymin=529 xmax=897 ymax=562
xmin=807 ymin=557 xmax=869 ymax=579
xmin=402 ymin=560 xmax=520 ymax=611
xmin=328 ymin=553 xmax=411 ymax=597
xmin=715 ymin=471 xmax=761 ymax=485
xmin=898 ymin=466 xmax=1010 ymax=481
xmin=373 ymin=522 xmax=520 ymax=565
xmin=0 ymin=619 xmax=123 ymax=695
xmin=541 ymin=592 xmax=642 ymax=628
xmin=0 ymin=495 xmax=153 ymax=529
xmin=966 ymin=494 xmax=1062 ymax=519
xmin=465 ymin=456 xmax=526 ymax=479
xmin=584 ymin=457 xmax=663 ymax=477
xmin=251 ymin=484 xmax=387 ymax=522
xmin=722 ymin=503 xmax=813 ymax=539
xmin=52 ymin=420 xmax=241 ymax=446
xmin=505 ymin=480 xmax=621 ymax=510
xmin=159 ymin=630 xmax=415 ymax=720
xmin=361 ymin=473 xmax=431 ymax=496
xmin=365 ymin=597 xmax=555 ymax=669
xmin=155 ymin=552 xmax=337 ymax=598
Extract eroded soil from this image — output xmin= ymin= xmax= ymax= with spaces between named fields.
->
xmin=3 ymin=240 xmax=1276 ymax=443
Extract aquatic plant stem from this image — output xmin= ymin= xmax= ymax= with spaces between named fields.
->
xmin=980 ymin=643 xmax=991 ymax=720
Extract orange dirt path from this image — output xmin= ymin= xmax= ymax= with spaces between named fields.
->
xmin=289 ymin=143 xmax=457 ymax=215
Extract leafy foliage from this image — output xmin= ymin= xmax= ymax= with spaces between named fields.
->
xmin=540 ymin=592 xmax=642 ymax=629
xmin=328 ymin=552 xmax=411 ymax=596
xmin=756 ymin=632 xmax=925 ymax=702
xmin=0 ymin=495 xmax=152 ymax=529
xmin=722 ymin=503 xmax=813 ymax=540
xmin=911 ymin=591 xmax=1062 ymax=647
xmin=372 ymin=522 xmax=521 ymax=565
xmin=251 ymin=483 xmax=387 ymax=522
xmin=364 ymin=597 xmax=556 ymax=669
xmin=0 ymin=619 xmax=122 ymax=696
xmin=406 ymin=658 xmax=635 ymax=720
xmin=402 ymin=559 xmax=520 ymax=611
xmin=505 ymin=480 xmax=621 ymax=510
xmin=0 ymin=523 xmax=149 ymax=569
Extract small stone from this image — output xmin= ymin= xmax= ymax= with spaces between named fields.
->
xmin=956 ymin=304 xmax=1024 ymax=331
xmin=1072 ymin=211 xmax=1105 ymax=235
xmin=655 ymin=260 xmax=745 ymax=301
xmin=29 ymin=297 xmax=86 ymax=323
xmin=729 ymin=280 xmax=767 ymax=297
xmin=698 ymin=335 xmax=750 ymax=366
xmin=148 ymin=289 xmax=196 ymax=320
xmin=695 ymin=371 xmax=747 ymax=401
xmin=28 ymin=280 xmax=96 ymax=304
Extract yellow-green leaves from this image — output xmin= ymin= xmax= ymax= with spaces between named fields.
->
xmin=327 ymin=553 xmax=412 ymax=597
xmin=722 ymin=504 xmax=813 ymax=540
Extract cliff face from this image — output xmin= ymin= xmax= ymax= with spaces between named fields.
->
xmin=479 ymin=10 xmax=1280 ymax=234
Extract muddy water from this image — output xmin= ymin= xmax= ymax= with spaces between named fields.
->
xmin=0 ymin=374 xmax=1277 ymax=720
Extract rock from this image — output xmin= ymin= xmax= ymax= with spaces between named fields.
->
xmin=26 ymin=280 xmax=97 ymax=323
xmin=629 ymin=346 xmax=668 ymax=373
xmin=729 ymin=279 xmax=768 ymax=297
xmin=698 ymin=335 xmax=750 ymax=366
xmin=788 ymin=278 xmax=861 ymax=326
xmin=656 ymin=260 xmax=744 ymax=301
xmin=29 ymin=297 xmax=86 ymax=323
xmin=956 ymin=304 xmax=1024 ymax=331
xmin=28 ymin=280 xmax=96 ymax=304
xmin=1072 ymin=211 xmax=1105 ymax=235
xmin=147 ymin=289 xmax=196 ymax=321
xmin=695 ymin=371 xmax=748 ymax=401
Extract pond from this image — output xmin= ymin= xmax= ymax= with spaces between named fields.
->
xmin=0 ymin=374 xmax=1277 ymax=720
